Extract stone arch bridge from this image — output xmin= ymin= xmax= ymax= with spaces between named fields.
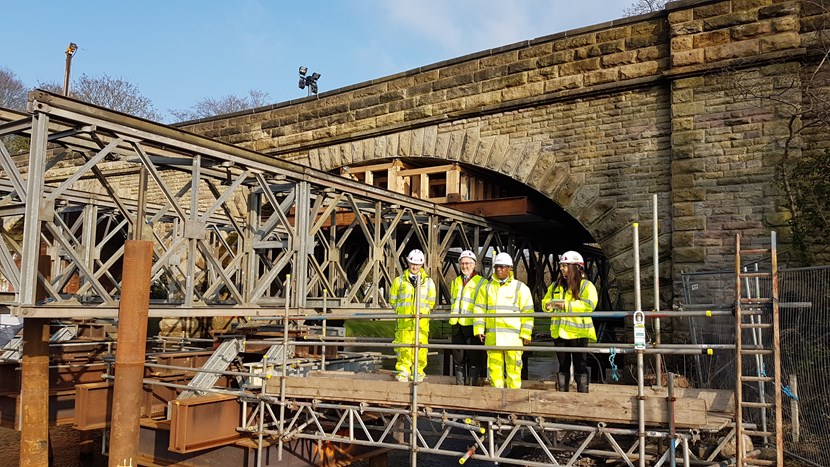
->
xmin=184 ymin=0 xmax=821 ymax=307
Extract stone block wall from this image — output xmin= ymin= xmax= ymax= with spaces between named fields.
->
xmin=180 ymin=0 xmax=821 ymax=308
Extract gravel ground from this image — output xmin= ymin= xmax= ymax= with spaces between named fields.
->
xmin=0 ymin=425 xmax=107 ymax=467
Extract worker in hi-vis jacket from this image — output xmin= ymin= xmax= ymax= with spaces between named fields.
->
xmin=449 ymin=250 xmax=487 ymax=385
xmin=473 ymin=252 xmax=534 ymax=389
xmin=389 ymin=249 xmax=436 ymax=382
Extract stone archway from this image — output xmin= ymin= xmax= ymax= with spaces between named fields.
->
xmin=307 ymin=123 xmax=652 ymax=307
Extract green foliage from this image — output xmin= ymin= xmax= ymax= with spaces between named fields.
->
xmin=346 ymin=319 xmax=396 ymax=337
xmin=346 ymin=318 xmax=449 ymax=339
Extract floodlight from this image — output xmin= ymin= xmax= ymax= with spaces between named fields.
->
xmin=297 ymin=66 xmax=321 ymax=96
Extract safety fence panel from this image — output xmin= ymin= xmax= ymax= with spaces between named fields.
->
xmin=682 ymin=265 xmax=830 ymax=466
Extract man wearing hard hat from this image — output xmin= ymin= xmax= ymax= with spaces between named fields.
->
xmin=449 ymin=250 xmax=488 ymax=385
xmin=473 ymin=252 xmax=535 ymax=389
xmin=389 ymin=249 xmax=436 ymax=382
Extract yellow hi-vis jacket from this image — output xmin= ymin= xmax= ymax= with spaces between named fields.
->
xmin=543 ymin=279 xmax=598 ymax=342
xmin=472 ymin=273 xmax=534 ymax=346
xmin=449 ymin=273 xmax=487 ymax=326
xmin=389 ymin=269 xmax=436 ymax=344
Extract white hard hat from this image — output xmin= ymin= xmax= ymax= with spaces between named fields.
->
xmin=407 ymin=249 xmax=425 ymax=265
xmin=459 ymin=250 xmax=476 ymax=263
xmin=493 ymin=252 xmax=513 ymax=267
xmin=559 ymin=250 xmax=584 ymax=266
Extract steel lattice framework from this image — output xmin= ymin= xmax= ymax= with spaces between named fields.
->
xmin=0 ymin=91 xmax=549 ymax=319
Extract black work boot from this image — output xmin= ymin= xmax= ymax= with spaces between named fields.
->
xmin=468 ymin=365 xmax=479 ymax=386
xmin=557 ymin=372 xmax=570 ymax=392
xmin=576 ymin=373 xmax=589 ymax=393
xmin=455 ymin=365 xmax=465 ymax=385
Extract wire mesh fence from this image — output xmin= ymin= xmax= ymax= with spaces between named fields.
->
xmin=682 ymin=264 xmax=830 ymax=466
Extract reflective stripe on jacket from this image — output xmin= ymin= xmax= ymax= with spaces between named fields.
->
xmin=449 ymin=274 xmax=487 ymax=326
xmin=389 ymin=269 xmax=436 ymax=344
xmin=543 ymin=279 xmax=598 ymax=342
xmin=472 ymin=273 xmax=534 ymax=347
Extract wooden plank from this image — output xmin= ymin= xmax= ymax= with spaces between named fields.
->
xmin=275 ymin=374 xmax=710 ymax=428
xmin=397 ymin=164 xmax=456 ymax=177
xmin=418 ymin=173 xmax=429 ymax=199
xmin=524 ymin=380 xmax=735 ymax=414
xmin=445 ymin=197 xmax=531 ymax=217
xmin=342 ymin=161 xmax=397 ymax=174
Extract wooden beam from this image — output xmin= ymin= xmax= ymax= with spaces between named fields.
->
xmin=342 ymin=161 xmax=397 ymax=174
xmin=273 ymin=373 xmax=717 ymax=429
xmin=418 ymin=173 xmax=429 ymax=199
xmin=397 ymin=164 xmax=456 ymax=177
xmin=445 ymin=197 xmax=531 ymax=217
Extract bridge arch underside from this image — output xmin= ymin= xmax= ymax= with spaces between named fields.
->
xmin=306 ymin=85 xmax=673 ymax=310
xmin=331 ymin=156 xmax=624 ymax=308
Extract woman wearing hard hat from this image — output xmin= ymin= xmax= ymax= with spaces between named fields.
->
xmin=389 ymin=249 xmax=436 ymax=382
xmin=543 ymin=250 xmax=598 ymax=393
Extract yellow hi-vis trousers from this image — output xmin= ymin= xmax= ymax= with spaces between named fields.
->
xmin=487 ymin=349 xmax=523 ymax=389
xmin=396 ymin=346 xmax=427 ymax=380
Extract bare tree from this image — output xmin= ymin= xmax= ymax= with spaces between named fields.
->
xmin=39 ymin=74 xmax=162 ymax=121
xmin=730 ymin=1 xmax=830 ymax=260
xmin=73 ymin=74 xmax=162 ymax=121
xmin=169 ymin=90 xmax=271 ymax=122
xmin=623 ymin=0 xmax=667 ymax=16
xmin=0 ymin=67 xmax=28 ymax=111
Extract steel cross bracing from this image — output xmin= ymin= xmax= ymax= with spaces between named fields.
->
xmin=0 ymin=91 xmax=531 ymax=318
xmin=236 ymin=396 xmax=704 ymax=466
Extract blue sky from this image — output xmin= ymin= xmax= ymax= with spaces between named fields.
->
xmin=3 ymin=1 xmax=636 ymax=122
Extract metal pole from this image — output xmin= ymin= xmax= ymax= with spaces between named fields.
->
xmin=321 ymin=289 xmax=327 ymax=371
xmin=108 ymin=240 xmax=153 ymax=467
xmin=634 ymin=222 xmax=646 ymax=467
xmin=134 ymin=167 xmax=148 ymax=241
xmin=682 ymin=436 xmax=690 ymax=466
xmin=667 ymin=371 xmax=676 ymax=467
xmin=790 ymin=374 xmax=799 ymax=442
xmin=410 ymin=273 xmax=421 ymax=467
xmin=277 ymin=274 xmax=291 ymax=462
xmin=63 ymin=43 xmax=78 ymax=96
xmin=653 ymin=194 xmax=662 ymax=387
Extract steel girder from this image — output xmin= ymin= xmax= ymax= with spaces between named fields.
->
xmin=238 ymin=397 xmax=708 ymax=466
xmin=0 ymin=91 xmax=530 ymax=318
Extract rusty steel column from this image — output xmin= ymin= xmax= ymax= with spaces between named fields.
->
xmin=108 ymin=240 xmax=153 ymax=467
xmin=19 ymin=245 xmax=54 ymax=467
xmin=19 ymin=318 xmax=50 ymax=465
